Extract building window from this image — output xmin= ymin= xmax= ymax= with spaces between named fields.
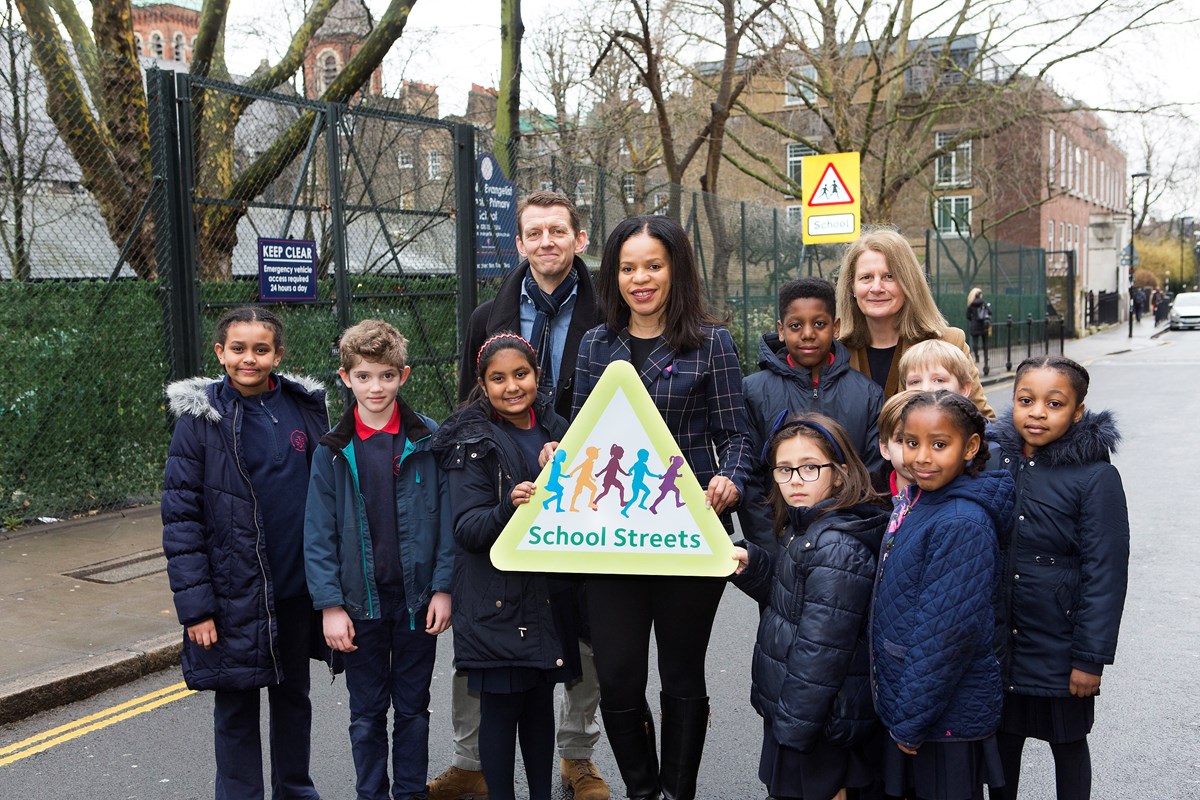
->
xmin=321 ymin=52 xmax=340 ymax=92
xmin=1074 ymin=147 xmax=1082 ymax=193
xmin=1048 ymin=219 xmax=1054 ymax=253
xmin=1047 ymin=129 xmax=1055 ymax=186
xmin=784 ymin=65 xmax=817 ymax=106
xmin=935 ymin=131 xmax=972 ymax=186
xmin=786 ymin=142 xmax=815 ymax=185
xmin=397 ymin=152 xmax=413 ymax=170
xmin=786 ymin=205 xmax=804 ymax=226
xmin=1099 ymin=161 xmax=1105 ymax=207
xmin=173 ymin=32 xmax=186 ymax=61
xmin=935 ymin=196 xmax=972 ymax=235
xmin=1060 ymin=136 xmax=1068 ymax=186
xmin=622 ymin=173 xmax=636 ymax=204
xmin=652 ymin=192 xmax=670 ymax=215
xmin=1058 ymin=221 xmax=1064 ymax=251
xmin=618 ymin=138 xmax=630 ymax=156
xmin=134 ymin=33 xmax=143 ymax=55
xmin=150 ymin=32 xmax=164 ymax=59
xmin=427 ymin=150 xmax=442 ymax=180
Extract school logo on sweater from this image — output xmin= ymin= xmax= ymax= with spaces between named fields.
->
xmin=491 ymin=360 xmax=736 ymax=577
xmin=290 ymin=430 xmax=308 ymax=453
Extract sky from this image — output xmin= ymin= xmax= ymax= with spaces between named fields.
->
xmin=220 ymin=0 xmax=1198 ymax=217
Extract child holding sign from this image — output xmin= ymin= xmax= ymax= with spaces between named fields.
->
xmin=431 ymin=332 xmax=582 ymax=800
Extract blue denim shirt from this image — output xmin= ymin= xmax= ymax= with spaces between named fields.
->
xmin=519 ymin=280 xmax=578 ymax=386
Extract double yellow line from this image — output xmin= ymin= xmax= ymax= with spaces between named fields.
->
xmin=0 ymin=682 xmax=194 ymax=767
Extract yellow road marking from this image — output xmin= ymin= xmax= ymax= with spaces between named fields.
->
xmin=0 ymin=683 xmax=195 ymax=767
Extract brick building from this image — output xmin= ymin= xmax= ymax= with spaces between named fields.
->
xmin=131 ymin=0 xmax=201 ymax=64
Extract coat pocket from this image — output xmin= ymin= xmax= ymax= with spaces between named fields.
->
xmin=1054 ymin=581 xmax=1077 ymax=621
xmin=882 ymin=638 xmax=908 ymax=661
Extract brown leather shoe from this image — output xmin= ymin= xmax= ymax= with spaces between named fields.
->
xmin=560 ymin=758 xmax=611 ymax=800
xmin=426 ymin=765 xmax=489 ymax=800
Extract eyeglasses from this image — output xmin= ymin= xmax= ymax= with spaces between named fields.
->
xmin=771 ymin=463 xmax=834 ymax=484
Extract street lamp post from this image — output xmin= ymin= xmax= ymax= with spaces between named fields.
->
xmin=1129 ymin=171 xmax=1150 ymax=337
xmin=1178 ymin=216 xmax=1194 ymax=294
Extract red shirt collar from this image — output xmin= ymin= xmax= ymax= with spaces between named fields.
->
xmin=786 ymin=351 xmax=835 ymax=385
xmin=354 ymin=402 xmax=401 ymax=440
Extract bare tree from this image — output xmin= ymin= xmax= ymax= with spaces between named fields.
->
xmin=14 ymin=0 xmax=421 ymax=279
xmin=722 ymin=0 xmax=1177 ymax=229
xmin=592 ymin=0 xmax=785 ymax=308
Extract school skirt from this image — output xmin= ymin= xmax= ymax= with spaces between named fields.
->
xmin=758 ymin=720 xmax=880 ymax=799
xmin=999 ymin=692 xmax=1095 ymax=743
xmin=883 ymin=735 xmax=1004 ymax=800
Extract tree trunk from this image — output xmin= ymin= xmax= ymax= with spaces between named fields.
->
xmin=495 ymin=0 xmax=522 ymax=180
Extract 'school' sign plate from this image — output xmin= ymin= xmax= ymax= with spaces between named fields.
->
xmin=491 ymin=361 xmax=737 ymax=577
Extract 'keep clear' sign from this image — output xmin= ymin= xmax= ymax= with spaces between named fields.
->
xmin=258 ymin=238 xmax=318 ymax=302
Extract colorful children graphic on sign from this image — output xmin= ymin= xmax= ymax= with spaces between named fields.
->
xmin=491 ymin=361 xmax=737 ymax=576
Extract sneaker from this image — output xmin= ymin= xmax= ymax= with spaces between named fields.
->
xmin=426 ymin=765 xmax=489 ymax=800
xmin=560 ymin=758 xmax=611 ymax=800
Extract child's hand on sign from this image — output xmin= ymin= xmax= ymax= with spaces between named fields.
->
xmin=511 ymin=481 xmax=537 ymax=507
xmin=732 ymin=546 xmax=749 ymax=575
xmin=705 ymin=475 xmax=740 ymax=515
xmin=538 ymin=441 xmax=559 ymax=468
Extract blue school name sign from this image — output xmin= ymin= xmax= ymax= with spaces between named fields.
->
xmin=475 ymin=152 xmax=519 ymax=277
xmin=258 ymin=238 xmax=318 ymax=302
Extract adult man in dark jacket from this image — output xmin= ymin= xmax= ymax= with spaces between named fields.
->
xmin=457 ymin=190 xmax=599 ymax=420
xmin=434 ymin=191 xmax=609 ymax=800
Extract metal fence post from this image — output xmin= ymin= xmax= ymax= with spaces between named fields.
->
xmin=325 ymin=102 xmax=351 ymax=333
xmin=149 ymin=69 xmax=202 ymax=381
xmin=453 ymin=123 xmax=477 ymax=353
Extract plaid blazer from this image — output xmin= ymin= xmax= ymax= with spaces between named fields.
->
xmin=572 ymin=324 xmax=755 ymax=499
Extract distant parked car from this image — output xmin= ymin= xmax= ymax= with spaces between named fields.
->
xmin=1168 ymin=292 xmax=1200 ymax=330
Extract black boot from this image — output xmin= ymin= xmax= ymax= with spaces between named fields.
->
xmin=659 ymin=693 xmax=709 ymax=800
xmin=601 ymin=703 xmax=661 ymax=799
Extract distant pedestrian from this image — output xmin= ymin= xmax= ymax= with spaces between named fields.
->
xmin=1132 ymin=288 xmax=1146 ymax=323
xmin=871 ymin=392 xmax=1015 ymax=800
xmin=162 ymin=306 xmax=331 ymax=800
xmin=987 ymin=357 xmax=1130 ymax=800
xmin=966 ymin=287 xmax=991 ymax=358
xmin=730 ymin=414 xmax=888 ymax=800
xmin=304 ymin=320 xmax=454 ymax=800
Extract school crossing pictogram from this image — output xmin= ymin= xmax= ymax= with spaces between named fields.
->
xmin=806 ymin=162 xmax=856 ymax=206
xmin=490 ymin=360 xmax=737 ymax=577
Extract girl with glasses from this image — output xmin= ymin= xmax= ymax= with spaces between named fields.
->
xmin=731 ymin=413 xmax=889 ymax=800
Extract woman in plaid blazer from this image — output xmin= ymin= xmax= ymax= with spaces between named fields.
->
xmin=571 ymin=215 xmax=755 ymax=800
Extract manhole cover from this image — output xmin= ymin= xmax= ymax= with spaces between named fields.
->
xmin=65 ymin=549 xmax=167 ymax=584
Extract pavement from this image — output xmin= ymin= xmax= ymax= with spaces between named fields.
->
xmin=0 ymin=319 xmax=1173 ymax=727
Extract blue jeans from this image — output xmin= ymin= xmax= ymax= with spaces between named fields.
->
xmin=343 ymin=585 xmax=439 ymax=799
xmin=213 ymin=594 xmax=319 ymax=800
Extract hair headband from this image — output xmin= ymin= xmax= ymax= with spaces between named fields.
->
xmin=477 ymin=333 xmax=538 ymax=369
xmin=763 ymin=409 xmax=846 ymax=463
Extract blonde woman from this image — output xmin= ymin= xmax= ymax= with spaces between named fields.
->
xmin=966 ymin=287 xmax=991 ymax=358
xmin=835 ymin=228 xmax=994 ymax=418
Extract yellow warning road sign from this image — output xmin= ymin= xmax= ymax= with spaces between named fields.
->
xmin=802 ymin=152 xmax=861 ymax=243
xmin=490 ymin=360 xmax=736 ymax=577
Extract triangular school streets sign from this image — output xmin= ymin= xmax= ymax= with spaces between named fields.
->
xmin=490 ymin=360 xmax=737 ymax=577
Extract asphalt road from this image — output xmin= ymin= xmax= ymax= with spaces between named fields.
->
xmin=2 ymin=331 xmax=1198 ymax=799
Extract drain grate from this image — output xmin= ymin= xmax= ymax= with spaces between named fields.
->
xmin=65 ymin=549 xmax=168 ymax=584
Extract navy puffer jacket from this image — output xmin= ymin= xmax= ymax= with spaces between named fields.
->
xmin=988 ymin=410 xmax=1129 ymax=695
xmin=431 ymin=399 xmax=580 ymax=676
xmin=734 ymin=501 xmax=888 ymax=753
xmin=162 ymin=374 xmax=329 ymax=691
xmin=871 ymin=471 xmax=1015 ymax=748
xmin=739 ymin=336 xmax=885 ymax=547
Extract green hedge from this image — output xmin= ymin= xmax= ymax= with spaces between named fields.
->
xmin=0 ymin=275 xmax=466 ymax=525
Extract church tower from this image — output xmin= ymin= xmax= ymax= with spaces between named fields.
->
xmin=302 ymin=0 xmax=382 ymax=100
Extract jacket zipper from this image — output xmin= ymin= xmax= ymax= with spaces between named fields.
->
xmin=233 ymin=401 xmax=281 ymax=683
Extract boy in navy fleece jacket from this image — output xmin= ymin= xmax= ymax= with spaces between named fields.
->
xmin=304 ymin=320 xmax=453 ymax=800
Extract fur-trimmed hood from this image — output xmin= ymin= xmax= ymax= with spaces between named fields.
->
xmin=990 ymin=408 xmax=1120 ymax=468
xmin=165 ymin=373 xmax=326 ymax=423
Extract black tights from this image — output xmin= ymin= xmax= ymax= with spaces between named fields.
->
xmin=588 ymin=576 xmax=725 ymax=709
xmin=993 ymin=733 xmax=1091 ymax=800
xmin=478 ymin=684 xmax=555 ymax=800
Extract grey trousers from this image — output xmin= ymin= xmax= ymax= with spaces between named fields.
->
xmin=450 ymin=638 xmax=602 ymax=770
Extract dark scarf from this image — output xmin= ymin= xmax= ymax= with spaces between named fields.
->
xmin=524 ymin=266 xmax=578 ymax=394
